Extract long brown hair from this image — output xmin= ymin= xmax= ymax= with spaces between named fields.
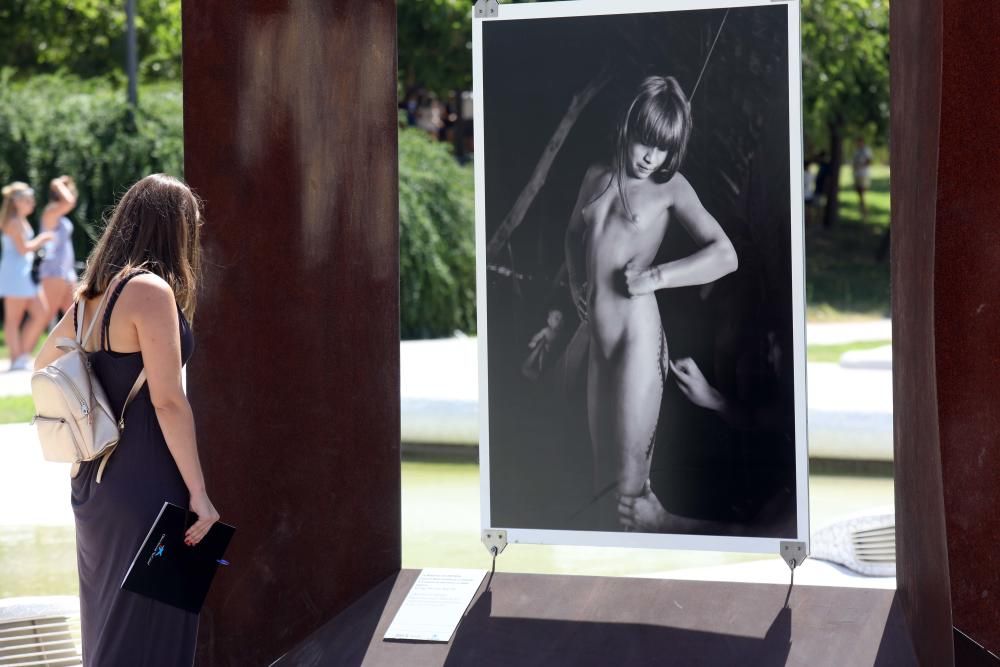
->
xmin=78 ymin=174 xmax=203 ymax=320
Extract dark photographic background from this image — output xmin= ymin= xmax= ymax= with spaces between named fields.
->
xmin=482 ymin=5 xmax=797 ymax=538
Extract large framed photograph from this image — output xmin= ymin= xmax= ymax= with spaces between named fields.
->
xmin=474 ymin=0 xmax=808 ymax=553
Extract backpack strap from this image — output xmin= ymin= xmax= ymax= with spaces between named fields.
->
xmin=95 ymin=370 xmax=146 ymax=484
xmin=75 ymin=287 xmax=114 ymax=351
xmin=101 ymin=269 xmax=147 ymax=352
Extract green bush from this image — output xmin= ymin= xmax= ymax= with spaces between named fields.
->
xmin=399 ymin=126 xmax=476 ymax=339
xmin=0 ymin=74 xmax=476 ymax=339
xmin=0 ymin=72 xmax=183 ymax=261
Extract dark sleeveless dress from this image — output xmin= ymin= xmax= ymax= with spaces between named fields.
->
xmin=72 ymin=271 xmax=198 ymax=666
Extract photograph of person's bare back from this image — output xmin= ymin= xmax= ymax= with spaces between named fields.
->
xmin=475 ymin=0 xmax=808 ymax=552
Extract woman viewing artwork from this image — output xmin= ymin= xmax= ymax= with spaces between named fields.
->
xmin=563 ymin=76 xmax=738 ymax=527
xmin=34 ymin=174 xmax=219 ymax=665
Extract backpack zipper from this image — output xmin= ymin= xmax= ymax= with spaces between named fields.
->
xmin=45 ymin=366 xmax=90 ymax=418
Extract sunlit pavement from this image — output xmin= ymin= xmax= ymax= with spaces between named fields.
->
xmin=0 ymin=424 xmax=73 ymax=526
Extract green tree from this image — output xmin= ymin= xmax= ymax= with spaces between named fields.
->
xmin=397 ymin=0 xmax=473 ymax=97
xmin=801 ymin=0 xmax=889 ymax=227
xmin=398 ymin=124 xmax=477 ymax=338
xmin=0 ymin=0 xmax=181 ymax=82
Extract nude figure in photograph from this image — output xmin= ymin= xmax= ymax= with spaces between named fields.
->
xmin=563 ymin=75 xmax=738 ymax=529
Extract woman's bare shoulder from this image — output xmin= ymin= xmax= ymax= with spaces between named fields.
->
xmin=584 ymin=162 xmax=612 ymax=182
xmin=661 ymin=171 xmax=697 ymax=203
xmin=116 ymin=272 xmax=177 ymax=317
xmin=580 ymin=163 xmax=613 ymax=197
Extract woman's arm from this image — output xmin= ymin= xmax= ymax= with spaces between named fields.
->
xmin=564 ymin=167 xmax=601 ymax=320
xmin=625 ymin=175 xmax=737 ymax=295
xmin=131 ymin=275 xmax=219 ymax=545
xmin=2 ymin=220 xmax=54 ymax=254
xmin=3 ymin=218 xmax=55 ymax=255
xmin=45 ymin=179 xmax=76 ymax=220
xmin=669 ymin=357 xmax=754 ymax=429
xmin=33 ymin=310 xmax=76 ymax=369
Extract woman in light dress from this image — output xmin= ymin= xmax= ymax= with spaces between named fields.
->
xmin=0 ymin=182 xmax=54 ymax=370
xmin=39 ymin=175 xmax=79 ymax=321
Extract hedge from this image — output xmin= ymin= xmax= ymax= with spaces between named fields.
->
xmin=0 ymin=75 xmax=476 ymax=339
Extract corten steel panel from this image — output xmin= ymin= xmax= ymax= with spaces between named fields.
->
xmin=935 ymin=0 xmax=1000 ymax=653
xmin=276 ymin=570 xmax=917 ymax=665
xmin=182 ymin=1 xmax=400 ymax=664
xmin=890 ymin=0 xmax=955 ymax=665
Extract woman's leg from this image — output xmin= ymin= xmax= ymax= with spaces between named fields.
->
xmin=613 ymin=322 xmax=667 ymax=499
xmin=20 ymin=294 xmax=50 ymax=356
xmin=586 ymin=344 xmax=619 ymax=528
xmin=587 ymin=320 xmax=667 ymax=529
xmin=46 ymin=278 xmax=74 ymax=322
xmin=3 ymin=298 xmax=28 ymax=361
xmin=41 ymin=278 xmax=64 ymax=325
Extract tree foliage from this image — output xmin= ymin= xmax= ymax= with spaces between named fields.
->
xmin=396 ymin=0 xmax=473 ymax=96
xmin=801 ymin=0 xmax=889 ymax=148
xmin=0 ymin=0 xmax=182 ymax=81
xmin=801 ymin=0 xmax=889 ymax=226
xmin=399 ymin=124 xmax=477 ymax=338
xmin=0 ymin=74 xmax=183 ymax=260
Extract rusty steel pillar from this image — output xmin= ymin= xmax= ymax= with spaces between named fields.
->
xmin=182 ymin=2 xmax=400 ymax=664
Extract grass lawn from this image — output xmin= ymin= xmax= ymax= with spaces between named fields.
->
xmin=0 ymin=396 xmax=34 ymax=424
xmin=805 ymin=165 xmax=890 ymax=320
xmin=806 ymin=339 xmax=891 ymax=363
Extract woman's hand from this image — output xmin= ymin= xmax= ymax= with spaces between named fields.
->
xmin=624 ymin=261 xmax=660 ymax=297
xmin=670 ymin=357 xmax=724 ymax=412
xmin=185 ymin=491 xmax=220 ymax=547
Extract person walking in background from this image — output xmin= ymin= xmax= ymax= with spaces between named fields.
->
xmin=0 ymin=182 xmax=54 ymax=370
xmin=802 ymin=159 xmax=817 ymax=225
xmin=852 ymin=137 xmax=873 ymax=222
xmin=415 ymin=94 xmax=444 ymax=138
xmin=34 ymin=174 xmax=219 ymax=666
xmin=39 ymin=176 xmax=79 ymax=323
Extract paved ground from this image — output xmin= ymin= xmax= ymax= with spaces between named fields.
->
xmin=0 ymin=424 xmax=73 ymax=526
xmin=805 ymin=319 xmax=891 ymax=346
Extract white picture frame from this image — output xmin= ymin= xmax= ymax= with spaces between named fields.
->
xmin=474 ymin=0 xmax=808 ymax=554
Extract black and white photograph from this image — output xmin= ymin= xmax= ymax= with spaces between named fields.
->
xmin=474 ymin=0 xmax=809 ymax=552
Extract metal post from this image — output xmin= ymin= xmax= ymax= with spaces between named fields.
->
xmin=125 ymin=0 xmax=138 ymax=107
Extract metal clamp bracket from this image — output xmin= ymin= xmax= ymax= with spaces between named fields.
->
xmin=482 ymin=529 xmax=508 ymax=557
xmin=780 ymin=540 xmax=807 ymax=570
xmin=474 ymin=0 xmax=499 ymax=19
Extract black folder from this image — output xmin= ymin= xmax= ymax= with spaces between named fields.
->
xmin=121 ymin=502 xmax=235 ymax=613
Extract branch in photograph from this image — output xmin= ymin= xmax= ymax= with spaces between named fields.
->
xmin=486 ymin=68 xmax=611 ymax=262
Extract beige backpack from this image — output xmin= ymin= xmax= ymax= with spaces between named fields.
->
xmin=31 ymin=286 xmax=146 ymax=483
